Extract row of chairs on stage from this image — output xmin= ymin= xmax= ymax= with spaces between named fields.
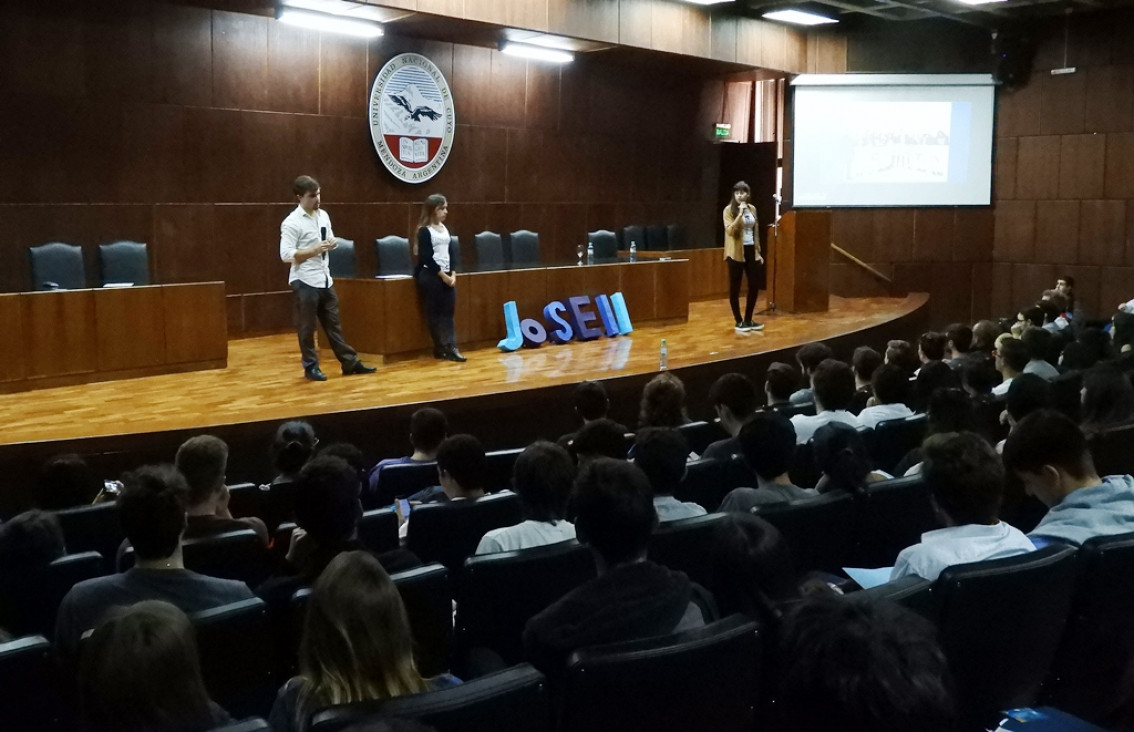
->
xmin=27 ymin=241 xmax=150 ymax=291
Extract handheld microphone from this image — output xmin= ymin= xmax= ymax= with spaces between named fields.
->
xmin=320 ymin=226 xmax=327 ymax=260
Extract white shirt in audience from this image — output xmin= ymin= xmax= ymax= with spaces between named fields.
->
xmin=991 ymin=377 xmax=1013 ymax=396
xmin=856 ymin=402 xmax=914 ymax=430
xmin=475 ymin=519 xmax=576 ymax=555
xmin=1023 ymin=359 xmax=1059 ymax=381
xmin=790 ymin=410 xmax=861 ymax=445
xmin=653 ymin=495 xmax=707 ymax=523
xmin=890 ymin=522 xmax=1035 ymax=582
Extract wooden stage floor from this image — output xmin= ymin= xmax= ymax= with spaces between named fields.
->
xmin=0 ymin=293 xmax=928 ymax=448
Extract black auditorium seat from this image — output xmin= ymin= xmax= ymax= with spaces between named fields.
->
xmin=868 ymin=413 xmax=928 ymax=475
xmin=676 ymin=419 xmax=727 ymax=456
xmin=483 ymin=447 xmax=523 ymax=492
xmin=753 ymin=492 xmax=857 ymax=575
xmin=226 ymin=482 xmax=266 ymax=525
xmin=0 ymin=551 xmax=105 ymax=639
xmin=327 ymin=237 xmax=357 ymax=278
xmin=673 ymin=458 xmax=725 ymax=513
xmin=787 ymin=440 xmax=821 ymax=490
xmin=190 ymin=597 xmax=275 ymax=720
xmin=1087 ymin=422 xmax=1134 ymax=478
xmin=649 ymin=512 xmax=728 ymax=589
xmin=0 ymin=635 xmax=58 ymax=730
xmin=54 ymin=502 xmax=122 ymax=570
xmin=120 ymin=529 xmax=269 ymax=586
xmin=98 ymin=240 xmax=150 ymax=286
xmin=473 ymin=231 xmax=504 ymax=269
xmin=406 ymin=492 xmax=522 ymax=573
xmin=370 ymin=461 xmax=438 ymax=508
xmin=508 ymin=229 xmax=540 ymax=265
xmin=853 ymin=473 xmax=943 ymax=568
xmin=29 ymin=241 xmax=85 ymax=290
xmin=375 ymin=235 xmax=413 ymax=276
xmin=586 ymin=230 xmax=618 ymax=261
xmin=357 ymin=507 xmax=400 ymax=555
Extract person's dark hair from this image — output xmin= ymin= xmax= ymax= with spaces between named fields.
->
xmin=729 ymin=180 xmax=751 ymax=217
xmin=1036 ymin=299 xmax=1060 ymax=326
xmin=1058 ymin=274 xmax=1075 ymax=290
xmin=293 ymin=455 xmax=362 ymax=545
xmin=1077 ymin=327 xmax=1113 ymax=364
xmin=35 ymin=453 xmax=102 ymax=511
xmin=633 ymin=428 xmax=690 ymax=497
xmin=1003 ymin=409 xmax=1095 ymax=480
xmin=174 ymin=435 xmax=228 ymax=508
xmin=513 ymin=441 xmax=575 ymax=522
xmin=570 ymin=458 xmax=657 ymax=565
xmin=918 ymin=331 xmax=947 ymax=362
xmin=709 ymin=373 xmax=758 ymax=420
xmin=997 ymin=337 xmax=1029 ymax=373
xmin=293 ymin=175 xmax=319 ymax=196
xmin=436 ymin=434 xmax=487 ymax=491
xmin=851 ymin=346 xmax=883 ymax=384
xmin=1080 ymin=364 xmax=1134 ymax=434
xmin=570 ymin=418 xmax=628 ymax=461
xmin=1006 ymin=373 xmax=1051 ymax=424
xmin=945 ymin=323 xmax=973 ymax=355
xmin=971 ymin=320 xmax=1003 ymax=353
xmin=1020 ymin=326 xmax=1054 ymax=363
xmin=573 ymin=381 xmax=610 ymax=421
xmin=885 ymin=339 xmax=919 ymax=375
xmin=813 ymin=423 xmax=874 ymax=494
xmin=0 ymin=510 xmax=65 ymax=573
xmin=923 ymin=432 xmax=1004 ymax=526
xmin=638 ymin=372 xmax=688 ymax=428
xmin=416 ymin=193 xmax=447 ymax=230
xmin=1114 ymin=313 xmax=1134 ymax=352
xmin=79 ymin=601 xmax=220 ymax=732
xmin=912 ymin=360 xmax=960 ymax=412
xmin=764 ymin=362 xmax=799 ymax=403
xmin=870 ymin=364 xmax=909 ymax=406
xmin=409 ymin=407 xmax=447 ymax=453
xmin=927 ymin=388 xmax=976 ymax=435
xmin=775 ymin=595 xmax=956 ymax=732
xmin=1021 ymin=304 xmax=1045 ymax=328
xmin=796 ymin=342 xmax=833 ymax=374
xmin=710 ymin=514 xmax=798 ymax=622
xmin=318 ymin=442 xmax=366 ymax=474
xmin=118 ymin=465 xmax=188 ymax=561
xmin=960 ymin=358 xmax=999 ymax=396
xmin=1044 ymin=291 xmax=1069 ymax=314
xmin=1050 ymin=371 xmax=1084 ymax=424
xmin=1059 ymin=340 xmax=1096 ymax=371
xmin=738 ymin=411 xmax=796 ymax=481
xmin=811 ymin=359 xmax=855 ymax=412
xmin=273 ymin=420 xmax=318 ymax=478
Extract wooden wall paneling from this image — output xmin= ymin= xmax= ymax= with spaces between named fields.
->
xmin=807 ymin=32 xmax=847 ymax=74
xmin=151 ymin=2 xmax=213 ymax=108
xmin=548 ymin=0 xmax=619 ymax=43
xmin=463 ymin=0 xmax=546 ymax=31
xmin=383 ymin=279 xmax=430 ymax=354
xmin=241 ymin=291 xmax=293 ymax=335
xmin=1059 ymin=134 xmax=1106 ymax=199
xmin=989 ymin=262 xmax=1014 ymax=318
xmin=996 ymin=84 xmax=1043 ymax=140
xmin=994 ymin=137 xmax=1018 ymax=200
xmin=557 ymin=61 xmax=590 ymax=135
xmin=1079 ymin=200 xmax=1125 ymax=266
xmin=117 ymin=103 xmax=184 ymax=204
xmin=21 ymin=290 xmax=97 ymax=379
xmin=1 ymin=5 xmax=84 ymax=99
xmin=505 ymin=129 xmax=543 ymax=204
xmin=450 ymin=126 xmax=508 ymax=203
xmin=912 ymin=209 xmax=955 ymax=263
xmin=709 ymin=17 xmax=738 ymax=65
xmin=783 ymin=28 xmax=807 ymax=73
xmin=992 ymin=200 xmax=1036 ymax=263
xmin=266 ymin=21 xmax=319 ymax=114
xmin=1100 ymin=265 xmax=1134 ymax=317
xmin=654 ymin=259 xmax=690 ymax=320
xmin=95 ymin=286 xmax=166 ymax=372
xmin=335 ymin=278 xmax=387 ymax=356
xmin=320 ymin=35 xmax=369 ymax=118
xmin=735 ymin=18 xmax=763 ymax=68
xmin=212 ymin=10 xmax=269 ymax=112
xmin=186 ymin=108 xmax=246 ymax=203
xmin=451 ymin=45 xmax=494 ymax=127
xmin=1084 ymin=66 xmax=1134 ymax=134
xmin=618 ymin=260 xmax=657 ymax=321
xmin=525 ymin=63 xmax=561 ymax=131
xmin=153 ymin=205 xmax=220 ymax=287
xmin=0 ymin=295 xmax=26 ymax=382
xmin=505 ymin=267 xmax=549 ymax=332
xmin=953 ymin=209 xmax=995 ymax=264
xmin=829 ymin=210 xmax=875 ymax=263
xmin=1058 ymin=264 xmax=1101 ymax=318
xmin=970 ymin=263 xmax=994 ymax=321
xmin=759 ymin=22 xmax=788 ymax=72
xmin=486 ymin=52 xmax=529 ymax=129
xmin=1015 ymin=136 xmax=1062 ymax=200
xmin=617 ymin=0 xmax=653 ymax=49
xmin=681 ymin=6 xmax=713 ymax=59
xmin=873 ymin=209 xmax=915 ymax=264
xmin=243 ymin=112 xmax=298 ymax=204
xmin=1040 ymin=74 xmax=1087 ymax=136
xmin=460 ymin=270 xmax=507 ymax=344
xmin=1034 ymin=201 xmax=1079 ymax=265
xmin=82 ymin=2 xmax=154 ymax=105
xmin=226 ymin=294 xmax=244 ymax=337
xmin=1124 ymin=204 xmax=1134 ymax=266
xmin=1104 ymin=133 xmax=1134 ymax=199
xmin=1010 ymin=263 xmax=1057 ymax=311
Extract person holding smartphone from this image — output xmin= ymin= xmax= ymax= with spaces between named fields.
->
xmin=414 ymin=193 xmax=466 ymax=362
xmin=722 ymin=180 xmax=765 ymax=333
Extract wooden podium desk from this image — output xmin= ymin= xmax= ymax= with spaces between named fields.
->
xmin=336 ymin=258 xmax=691 ymax=361
xmin=0 ymin=282 xmax=228 ymax=393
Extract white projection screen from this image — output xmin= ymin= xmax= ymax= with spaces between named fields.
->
xmin=791 ymin=74 xmax=996 ymax=207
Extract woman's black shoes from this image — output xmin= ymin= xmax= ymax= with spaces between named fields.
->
xmin=443 ymin=347 xmax=467 ymax=362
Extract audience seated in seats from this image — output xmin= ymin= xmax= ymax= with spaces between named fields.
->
xmin=1000 ymin=374 xmax=1052 ymax=451
xmin=789 ymin=342 xmax=832 ymax=406
xmin=1079 ymin=363 xmax=1134 ymax=436
xmin=813 ymin=423 xmax=888 ymax=494
xmin=569 ymin=418 xmax=629 ymax=464
xmin=523 ymin=458 xmax=705 ymax=675
xmin=911 ymin=360 xmax=960 ymax=413
xmin=917 ymin=331 xmax=947 ymax=369
xmin=1021 ymin=327 xmax=1060 ymax=381
xmin=55 ymin=465 xmax=254 ymax=657
xmin=176 ymin=435 xmax=268 ymax=546
xmin=1040 ymin=291 xmax=1072 ymax=333
xmin=992 ymin=336 xmax=1028 ymax=397
xmin=961 ymin=357 xmax=1001 ymax=398
xmin=35 ymin=453 xmax=103 ymax=510
xmin=401 ymin=434 xmax=489 ymax=538
xmin=1055 ymin=274 xmax=1082 ymax=327
xmin=638 ymin=372 xmax=692 ymax=429
xmin=884 ymin=339 xmax=920 ymax=376
xmin=269 ymin=551 xmax=459 ymax=732
xmin=1004 ymin=409 xmax=1134 ymax=548
xmin=0 ymin=509 xmax=65 ymax=574
xmin=1012 ymin=304 xmax=1046 ymax=338
xmin=709 ymin=513 xmax=801 ymax=624
xmin=849 ymin=346 xmax=882 ymax=414
xmin=791 ymin=359 xmax=861 ymax=444
xmin=476 ymin=441 xmax=577 ymax=555
xmin=318 ymin=441 xmax=366 ymax=474
xmin=557 ymin=381 xmax=627 ymax=449
xmin=1059 ymin=340 xmax=1095 ymax=373
xmin=702 ymin=373 xmax=759 ymax=461
xmin=763 ymin=362 xmax=799 ymax=411
xmin=633 ymin=428 xmax=707 ymax=522
xmin=970 ymin=319 xmax=1003 ymax=361
xmin=890 ymin=432 xmax=1034 ymax=581
xmin=1112 ymin=313 xmax=1134 ymax=361
xmin=944 ymin=322 xmax=974 ymax=369
xmin=774 ymin=595 xmax=957 ymax=732
xmin=857 ymin=364 xmax=914 ymax=429
xmin=1077 ymin=326 xmax=1114 ymax=366
xmin=368 ymin=407 xmax=447 ymax=498
xmin=719 ymin=411 xmax=816 ymax=512
xmin=894 ymin=388 xmax=976 ymax=476
xmin=272 ymin=420 xmax=319 ymax=485
xmin=80 ymin=600 xmax=233 ymax=732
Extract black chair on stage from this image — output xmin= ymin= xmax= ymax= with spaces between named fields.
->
xmin=586 ymin=230 xmax=618 ymax=262
xmin=0 ymin=635 xmax=58 ymax=730
xmin=327 ymin=237 xmax=357 ymax=278
xmin=868 ymin=413 xmax=928 ymax=474
xmin=508 ymin=229 xmax=540 ymax=265
xmin=484 ymin=447 xmax=523 ymax=492
xmin=54 ymin=502 xmax=122 ymax=570
xmin=560 ymin=615 xmax=761 ymax=732
xmin=665 ymin=224 xmax=685 ymax=250
xmin=676 ymin=419 xmax=727 ymax=456
xmin=98 ymin=240 xmax=150 ymax=286
xmin=375 ymin=235 xmax=413 ymax=276
xmin=474 ymin=231 xmax=504 ymax=269
xmin=190 ymin=597 xmax=275 ymax=720
xmin=449 ymin=234 xmax=462 ymax=271
xmin=406 ymin=492 xmax=523 ymax=574
xmin=120 ymin=529 xmax=269 ymax=586
xmin=649 ymin=512 xmax=728 ymax=589
xmin=0 ymin=551 xmax=105 ymax=639
xmin=754 ymin=492 xmax=857 ymax=574
xmin=853 ymin=474 xmax=942 ymax=568
xmin=29 ymin=242 xmax=85 ymax=290
xmin=310 ymin=664 xmax=550 ymax=732
xmin=455 ymin=541 xmax=595 ymax=667
xmin=645 ymin=224 xmax=668 ymax=251
xmin=620 ymin=224 xmax=645 ymax=252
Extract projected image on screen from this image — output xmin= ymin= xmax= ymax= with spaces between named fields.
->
xmin=792 ymin=75 xmax=994 ymax=208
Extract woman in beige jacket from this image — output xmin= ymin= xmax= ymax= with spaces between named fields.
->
xmin=722 ymin=181 xmax=765 ymax=332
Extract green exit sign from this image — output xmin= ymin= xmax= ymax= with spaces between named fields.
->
xmin=714 ymin=123 xmax=731 ymax=138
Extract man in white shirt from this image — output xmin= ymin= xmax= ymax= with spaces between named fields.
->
xmin=858 ymin=364 xmax=914 ymax=430
xmin=791 ymin=359 xmax=862 ymax=444
xmin=279 ymin=175 xmax=375 ymax=381
xmin=476 ymin=441 xmax=576 ymax=554
xmin=991 ymin=336 xmax=1027 ymax=397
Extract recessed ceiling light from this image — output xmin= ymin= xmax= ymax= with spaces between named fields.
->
xmin=277 ymin=8 xmax=384 ymax=38
xmin=763 ymin=9 xmax=838 ymax=25
xmin=500 ymin=42 xmax=574 ymax=64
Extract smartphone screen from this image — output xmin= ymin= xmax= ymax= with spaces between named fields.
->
xmin=397 ymin=498 xmax=411 ymax=517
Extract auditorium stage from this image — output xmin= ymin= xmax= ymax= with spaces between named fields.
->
xmin=0 ymin=293 xmax=928 ymax=507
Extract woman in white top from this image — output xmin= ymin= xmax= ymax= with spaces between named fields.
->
xmin=414 ymin=194 xmax=465 ymax=362
xmin=721 ymin=181 xmax=765 ymax=332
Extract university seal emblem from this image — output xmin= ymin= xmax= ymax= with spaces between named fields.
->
xmin=368 ymin=53 xmax=455 ymax=184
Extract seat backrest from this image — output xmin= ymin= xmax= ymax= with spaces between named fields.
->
xmin=787 ymin=439 xmax=821 ymax=489
xmin=474 ymin=231 xmax=504 ymax=269
xmin=869 ymin=413 xmax=928 ymax=474
xmin=311 ymin=664 xmax=550 ymax=732
xmin=54 ymin=502 xmax=121 ymax=569
xmin=190 ymin=597 xmax=275 ymax=720
xmin=29 ymin=242 xmax=85 ymax=290
xmin=449 ymin=234 xmax=461 ymax=271
xmin=673 ymin=458 xmax=725 ymax=513
xmin=119 ymin=529 xmax=268 ymax=585
xmin=390 ymin=563 xmax=453 ymax=677
xmin=561 ymin=615 xmax=761 ymax=732
xmin=935 ymin=544 xmax=1079 ymax=726
xmin=854 ymin=474 xmax=943 ymax=567
xmin=484 ymin=448 xmax=524 ymax=492
xmin=226 ymin=482 xmax=267 ymax=524
xmin=1087 ymin=423 xmax=1134 ymax=477
xmin=371 ymin=460 xmax=439 ymax=508
xmin=587 ymin=230 xmax=618 ymax=261
xmin=98 ymin=240 xmax=150 ymax=286
xmin=0 ymin=551 xmax=106 ymax=639
xmin=649 ymin=512 xmax=728 ymax=589
xmin=620 ymin=224 xmax=646 ymax=252
xmin=375 ymin=235 xmax=413 ymax=276
xmin=509 ymin=230 xmax=540 ymax=265
xmin=754 ymin=491 xmax=857 ymax=574
xmin=645 ymin=224 xmax=668 ymax=251
xmin=665 ymin=224 xmax=685 ymax=250
xmin=675 ymin=420 xmax=728 ymax=456
xmin=455 ymin=541 xmax=595 ymax=667
xmin=211 ymin=718 xmax=271 ymax=732
xmin=0 ymin=635 xmax=57 ymax=729
xmin=406 ymin=492 xmax=523 ymax=573
xmin=1042 ymin=531 xmax=1134 ymax=722
xmin=327 ymin=237 xmax=357 ymax=278
xmin=357 ymin=507 xmax=399 ymax=555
